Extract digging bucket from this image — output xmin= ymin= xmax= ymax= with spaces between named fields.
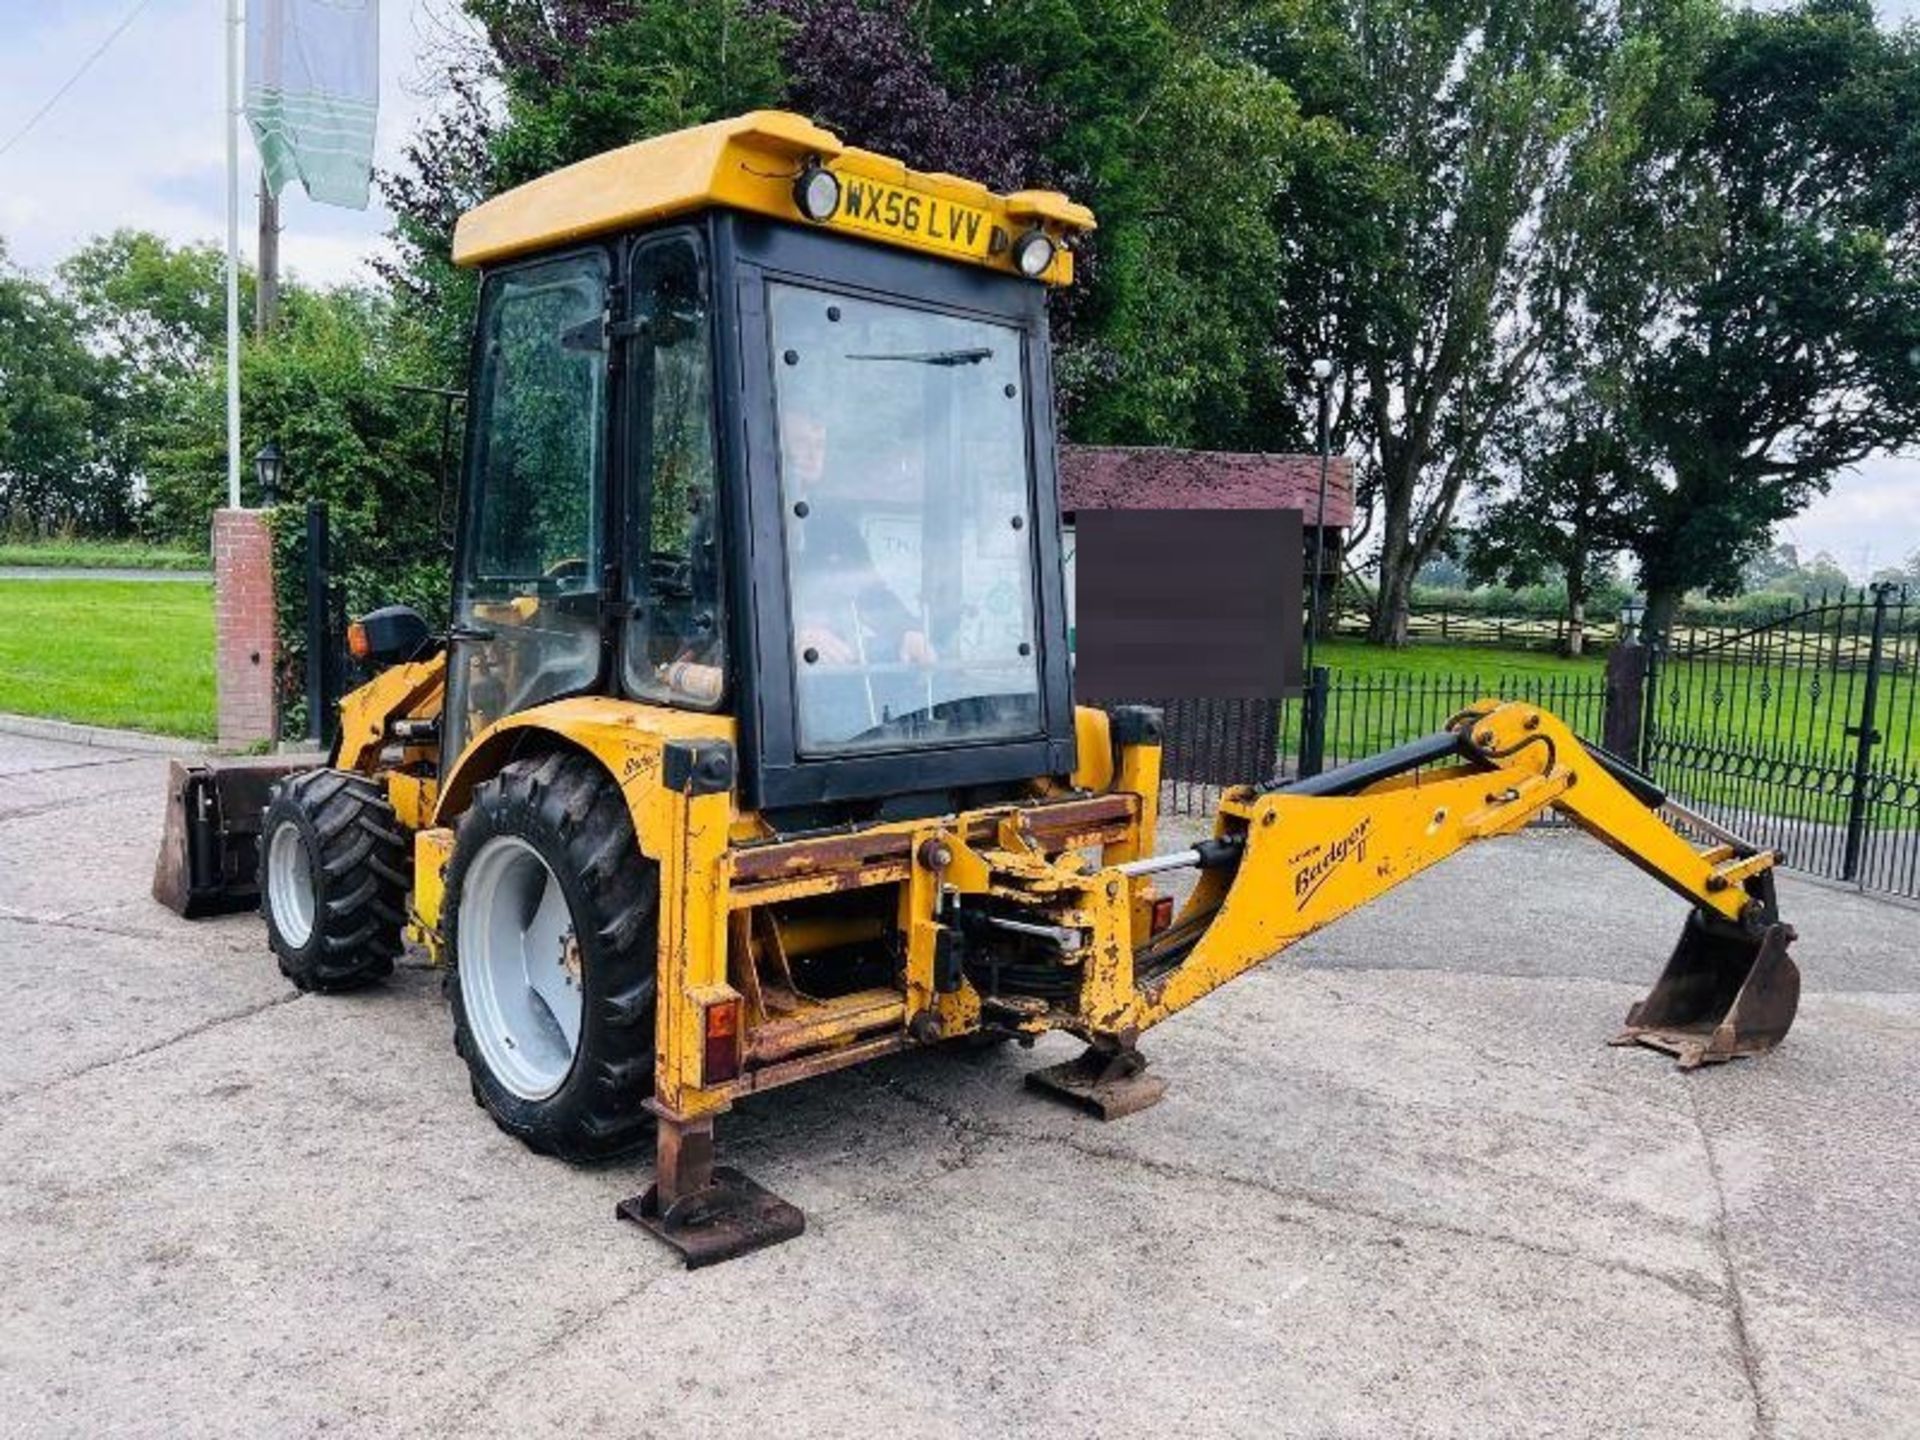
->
xmin=1614 ymin=910 xmax=1800 ymax=1069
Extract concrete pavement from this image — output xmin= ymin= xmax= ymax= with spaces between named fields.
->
xmin=0 ymin=727 xmax=1915 ymax=1437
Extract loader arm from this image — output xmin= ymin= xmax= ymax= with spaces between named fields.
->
xmin=1026 ymin=698 xmax=1798 ymax=1073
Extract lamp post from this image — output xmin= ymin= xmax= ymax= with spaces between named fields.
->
xmin=1294 ymin=357 xmax=1337 ymax=780
xmin=1305 ymin=357 xmax=1335 ymax=678
xmin=253 ymin=441 xmax=285 ymax=508
xmin=1620 ymin=597 xmax=1646 ymax=645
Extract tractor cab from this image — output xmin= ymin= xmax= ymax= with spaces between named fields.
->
xmin=445 ymin=111 xmax=1095 ymax=815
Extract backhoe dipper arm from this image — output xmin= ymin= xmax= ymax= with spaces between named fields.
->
xmin=1079 ymin=699 xmax=1799 ymax=1069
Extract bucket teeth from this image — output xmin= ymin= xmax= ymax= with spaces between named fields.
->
xmin=1613 ymin=916 xmax=1800 ymax=1069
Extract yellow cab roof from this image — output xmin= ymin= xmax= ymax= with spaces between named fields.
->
xmin=451 ymin=110 xmax=1095 ymax=285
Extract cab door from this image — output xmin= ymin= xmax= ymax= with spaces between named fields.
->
xmin=444 ymin=250 xmax=613 ymax=763
xmin=618 ymin=230 xmax=728 ymax=710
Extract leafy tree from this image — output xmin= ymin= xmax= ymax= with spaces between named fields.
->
xmin=1240 ymin=0 xmax=1698 ymax=645
xmin=58 ymin=230 xmax=240 ymax=375
xmin=1467 ymin=414 xmax=1641 ymax=654
xmin=773 ymin=0 xmax=1060 ymax=193
xmin=926 ymin=1 xmax=1301 ymax=441
xmin=56 ymin=231 xmax=251 ymax=536
xmin=382 ymin=0 xmax=788 ymax=370
xmin=1742 ymin=541 xmax=1854 ymax=595
xmin=1869 ymin=547 xmax=1920 ymax=588
xmin=0 ymin=241 xmax=119 ymax=535
xmin=1621 ymin=0 xmax=1920 ymax=636
xmin=141 ymin=284 xmax=447 ymax=563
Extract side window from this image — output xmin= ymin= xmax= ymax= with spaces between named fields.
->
xmin=468 ymin=257 xmax=607 ymax=592
xmin=622 ymin=235 xmax=725 ymax=707
xmin=445 ymin=251 xmax=609 ymax=760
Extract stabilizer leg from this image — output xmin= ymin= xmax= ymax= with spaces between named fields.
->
xmin=1026 ymin=1039 xmax=1167 ymax=1120
xmin=618 ymin=1108 xmax=804 ymax=1268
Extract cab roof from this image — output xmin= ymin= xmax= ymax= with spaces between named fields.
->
xmin=451 ymin=110 xmax=1096 ymax=285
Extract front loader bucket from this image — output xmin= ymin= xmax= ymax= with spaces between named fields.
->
xmin=152 ymin=757 xmax=317 ymax=918
xmin=1614 ymin=914 xmax=1800 ymax=1069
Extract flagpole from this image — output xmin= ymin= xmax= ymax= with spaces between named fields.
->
xmin=224 ymin=0 xmax=243 ymax=509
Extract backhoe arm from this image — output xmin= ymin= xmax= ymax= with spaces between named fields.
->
xmin=1077 ymin=699 xmax=1799 ymax=1071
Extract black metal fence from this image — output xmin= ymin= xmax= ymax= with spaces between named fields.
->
xmin=1638 ymin=584 xmax=1919 ymax=898
xmin=1317 ymin=669 xmax=1607 ymax=771
xmin=1126 ymin=668 xmax=1609 ymax=819
xmin=1109 ymin=587 xmax=1920 ymax=902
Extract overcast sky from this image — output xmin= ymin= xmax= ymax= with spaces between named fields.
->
xmin=2 ymin=0 xmax=1915 ymax=578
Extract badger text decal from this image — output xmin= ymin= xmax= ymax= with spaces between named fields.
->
xmin=1292 ymin=817 xmax=1373 ymax=910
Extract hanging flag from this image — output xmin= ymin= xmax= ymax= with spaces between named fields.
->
xmin=244 ymin=0 xmax=380 ymax=210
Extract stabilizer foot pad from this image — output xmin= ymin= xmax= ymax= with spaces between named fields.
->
xmin=1026 ymin=1049 xmax=1168 ymax=1120
xmin=618 ymin=1166 xmax=805 ymax=1269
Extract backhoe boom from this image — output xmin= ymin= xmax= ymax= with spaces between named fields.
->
xmin=1061 ymin=698 xmax=1798 ymax=1072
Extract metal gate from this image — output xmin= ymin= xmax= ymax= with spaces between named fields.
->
xmin=1642 ymin=585 xmax=1920 ymax=898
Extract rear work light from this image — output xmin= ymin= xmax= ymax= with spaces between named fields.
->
xmin=702 ymin=994 xmax=743 ymax=1087
xmin=793 ymin=163 xmax=841 ymax=222
xmin=1011 ymin=228 xmax=1056 ymax=278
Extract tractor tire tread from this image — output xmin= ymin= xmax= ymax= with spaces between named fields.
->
xmin=261 ymin=768 xmax=409 ymax=994
xmin=445 ymin=754 xmax=659 ymax=1165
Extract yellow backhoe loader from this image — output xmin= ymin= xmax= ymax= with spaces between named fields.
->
xmin=155 ymin=112 xmax=1800 ymax=1267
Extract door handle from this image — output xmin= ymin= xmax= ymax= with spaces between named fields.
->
xmin=448 ymin=625 xmax=495 ymax=644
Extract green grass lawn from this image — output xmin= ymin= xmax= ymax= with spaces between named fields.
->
xmin=1313 ymin=638 xmax=1608 ymax=681
xmin=1309 ymin=636 xmax=1917 ymax=760
xmin=0 ymin=538 xmax=209 ymax=571
xmin=0 ymin=580 xmax=215 ymax=739
xmin=1292 ymin=639 xmax=1612 ymax=767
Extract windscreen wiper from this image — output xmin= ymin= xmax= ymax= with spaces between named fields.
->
xmin=844 ymin=347 xmax=994 ymax=366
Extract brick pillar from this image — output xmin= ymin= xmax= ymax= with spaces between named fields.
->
xmin=213 ymin=509 xmax=278 ymax=749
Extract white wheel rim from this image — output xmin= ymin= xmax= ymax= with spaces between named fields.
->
xmin=458 ymin=835 xmax=584 ymax=1101
xmin=266 ymin=821 xmax=316 ymax=949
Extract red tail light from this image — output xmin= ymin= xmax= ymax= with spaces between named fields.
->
xmin=1149 ymin=894 xmax=1175 ymax=936
xmin=702 ymin=996 xmax=742 ymax=1086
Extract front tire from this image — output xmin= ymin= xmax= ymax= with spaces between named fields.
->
xmin=444 ymin=753 xmax=658 ymax=1163
xmin=260 ymin=769 xmax=408 ymax=993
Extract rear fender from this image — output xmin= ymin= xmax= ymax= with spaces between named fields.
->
xmin=430 ymin=696 xmax=740 ymax=863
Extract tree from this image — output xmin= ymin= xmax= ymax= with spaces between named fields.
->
xmin=0 ymin=241 xmax=117 ymax=535
xmin=58 ymin=230 xmax=239 ymax=376
xmin=1870 ymin=548 xmax=1920 ymax=588
xmin=1467 ymin=414 xmax=1640 ymax=654
xmin=140 ymin=284 xmax=446 ymax=561
xmin=382 ymin=0 xmax=789 ymax=370
xmin=1622 ymin=0 xmax=1920 ymax=637
xmin=1240 ymin=0 xmax=1697 ymax=645
xmin=1742 ymin=541 xmax=1854 ymax=595
xmin=927 ymin=1 xmax=1301 ymax=442
xmin=56 ymin=231 xmax=248 ymax=535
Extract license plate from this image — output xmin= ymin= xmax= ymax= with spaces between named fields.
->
xmin=834 ymin=175 xmax=998 ymax=260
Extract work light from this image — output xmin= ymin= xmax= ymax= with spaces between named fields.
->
xmin=1011 ymin=228 xmax=1056 ymax=278
xmin=793 ymin=163 xmax=841 ymax=222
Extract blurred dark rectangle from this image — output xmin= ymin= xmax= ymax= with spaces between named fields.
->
xmin=1073 ymin=509 xmax=1301 ymax=700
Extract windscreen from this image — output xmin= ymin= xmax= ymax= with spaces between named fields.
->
xmin=770 ymin=282 xmax=1041 ymax=755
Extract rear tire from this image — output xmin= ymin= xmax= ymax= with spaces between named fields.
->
xmin=260 ymin=768 xmax=409 ymax=993
xmin=444 ymin=753 xmax=658 ymax=1163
